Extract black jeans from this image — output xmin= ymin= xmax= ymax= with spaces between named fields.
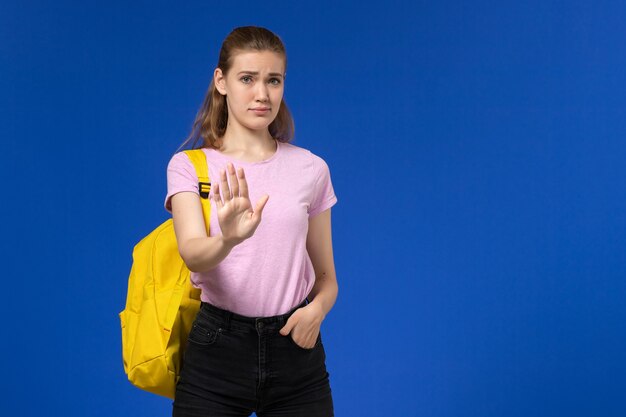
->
xmin=172 ymin=298 xmax=334 ymax=416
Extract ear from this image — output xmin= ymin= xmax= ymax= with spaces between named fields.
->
xmin=214 ymin=68 xmax=226 ymax=96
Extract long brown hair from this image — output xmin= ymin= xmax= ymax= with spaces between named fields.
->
xmin=174 ymin=26 xmax=295 ymax=153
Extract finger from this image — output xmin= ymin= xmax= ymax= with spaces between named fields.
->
xmin=252 ymin=194 xmax=270 ymax=221
xmin=280 ymin=315 xmax=296 ymax=335
xmin=227 ymin=162 xmax=239 ymax=197
xmin=220 ymin=168 xmax=232 ymax=200
xmin=237 ymin=167 xmax=249 ymax=199
xmin=212 ymin=182 xmax=223 ymax=208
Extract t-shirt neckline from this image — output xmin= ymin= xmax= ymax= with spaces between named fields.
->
xmin=205 ymin=139 xmax=281 ymax=167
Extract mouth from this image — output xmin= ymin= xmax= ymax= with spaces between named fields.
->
xmin=250 ymin=108 xmax=270 ymax=114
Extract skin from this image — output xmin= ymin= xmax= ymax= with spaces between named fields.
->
xmin=213 ymin=50 xmax=284 ymax=160
xmin=174 ymin=50 xmax=338 ymax=349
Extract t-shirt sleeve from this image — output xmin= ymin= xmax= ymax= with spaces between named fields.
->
xmin=164 ymin=152 xmax=199 ymax=214
xmin=308 ymin=155 xmax=338 ymax=218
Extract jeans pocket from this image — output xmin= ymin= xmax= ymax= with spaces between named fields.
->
xmin=289 ymin=331 xmax=322 ymax=351
xmin=188 ymin=319 xmax=222 ymax=346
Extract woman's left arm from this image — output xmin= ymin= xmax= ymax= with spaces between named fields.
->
xmin=305 ymin=207 xmax=339 ymax=320
xmin=279 ymin=208 xmax=338 ymax=347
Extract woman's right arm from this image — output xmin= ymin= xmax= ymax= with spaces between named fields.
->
xmin=170 ymin=163 xmax=269 ymax=272
xmin=170 ymin=191 xmax=237 ymax=272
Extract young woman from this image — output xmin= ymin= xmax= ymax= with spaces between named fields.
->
xmin=164 ymin=26 xmax=338 ymax=416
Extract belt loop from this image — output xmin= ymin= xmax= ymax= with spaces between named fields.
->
xmin=224 ymin=310 xmax=232 ymax=330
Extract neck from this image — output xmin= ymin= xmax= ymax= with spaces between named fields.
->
xmin=219 ymin=124 xmax=275 ymax=153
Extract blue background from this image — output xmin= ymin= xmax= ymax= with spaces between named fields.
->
xmin=2 ymin=1 xmax=625 ymax=416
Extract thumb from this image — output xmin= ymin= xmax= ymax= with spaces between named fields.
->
xmin=253 ymin=194 xmax=270 ymax=217
xmin=280 ymin=315 xmax=296 ymax=336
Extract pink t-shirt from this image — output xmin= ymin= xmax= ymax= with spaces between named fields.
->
xmin=164 ymin=140 xmax=337 ymax=317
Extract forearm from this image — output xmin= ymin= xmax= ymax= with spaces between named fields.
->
xmin=182 ymin=235 xmax=237 ymax=273
xmin=307 ymin=272 xmax=338 ymax=321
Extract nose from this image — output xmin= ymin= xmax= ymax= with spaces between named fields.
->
xmin=255 ymin=82 xmax=269 ymax=102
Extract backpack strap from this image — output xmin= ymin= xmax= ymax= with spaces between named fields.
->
xmin=183 ymin=149 xmax=211 ymax=236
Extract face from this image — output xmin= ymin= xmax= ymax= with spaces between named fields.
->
xmin=214 ymin=50 xmax=285 ymax=134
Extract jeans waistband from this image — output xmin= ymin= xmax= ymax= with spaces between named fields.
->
xmin=200 ymin=298 xmax=309 ymax=327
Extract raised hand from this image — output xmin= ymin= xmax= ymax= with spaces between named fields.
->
xmin=212 ymin=162 xmax=269 ymax=246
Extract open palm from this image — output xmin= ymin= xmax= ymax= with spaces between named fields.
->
xmin=212 ymin=162 xmax=269 ymax=246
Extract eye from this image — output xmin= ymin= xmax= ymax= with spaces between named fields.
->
xmin=269 ymin=78 xmax=282 ymax=85
xmin=240 ymin=76 xmax=253 ymax=84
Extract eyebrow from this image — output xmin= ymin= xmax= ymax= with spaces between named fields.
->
xmin=237 ymin=71 xmax=284 ymax=78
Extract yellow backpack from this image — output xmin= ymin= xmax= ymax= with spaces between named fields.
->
xmin=119 ymin=149 xmax=210 ymax=399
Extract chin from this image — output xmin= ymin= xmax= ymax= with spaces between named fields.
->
xmin=247 ymin=118 xmax=275 ymax=129
xmin=244 ymin=122 xmax=272 ymax=132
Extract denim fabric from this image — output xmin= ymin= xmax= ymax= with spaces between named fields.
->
xmin=172 ymin=298 xmax=334 ymax=416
